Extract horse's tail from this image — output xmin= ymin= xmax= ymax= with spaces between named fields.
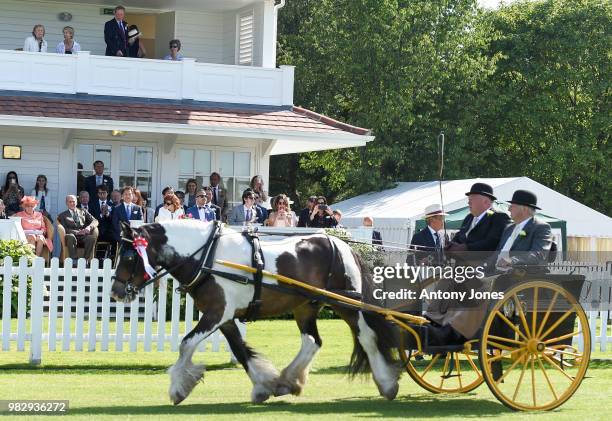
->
xmin=347 ymin=250 xmax=399 ymax=378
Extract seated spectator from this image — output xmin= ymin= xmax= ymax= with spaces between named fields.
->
xmin=57 ymin=195 xmax=98 ymax=263
xmin=186 ymin=190 xmax=216 ymax=222
xmin=253 ymin=192 xmax=268 ymax=223
xmin=154 ymin=186 xmax=174 ymax=219
xmin=155 ymin=193 xmax=184 ymax=222
xmin=56 ymin=26 xmax=80 ymax=54
xmin=30 ymin=174 xmax=51 ymax=218
xmin=228 ymin=190 xmax=258 ymax=225
xmin=309 ymin=196 xmax=338 ymax=228
xmin=333 ymin=209 xmax=344 ymax=228
xmin=250 ymin=175 xmax=268 ymax=203
xmin=297 ymin=196 xmax=317 ymax=227
xmin=110 ymin=189 xmax=122 ymax=206
xmin=184 ymin=179 xmax=198 ymax=208
xmin=265 ymin=194 xmax=297 ymax=227
xmin=16 ymin=196 xmax=53 ymax=257
xmin=2 ymin=171 xmax=25 ymax=216
xmin=0 ymin=199 xmax=7 ymax=219
xmin=127 ymin=25 xmax=146 ymax=58
xmin=78 ymin=190 xmax=91 ymax=212
xmin=163 ymin=39 xmax=184 ymax=61
xmin=134 ymin=190 xmax=154 ymax=223
xmin=111 ymin=186 xmax=143 ymax=242
xmin=89 ymin=185 xmax=114 ymax=243
xmin=24 ymin=24 xmax=47 ymax=52
xmin=363 ymin=216 xmax=383 ymax=245
xmin=203 ymin=187 xmax=221 ymax=220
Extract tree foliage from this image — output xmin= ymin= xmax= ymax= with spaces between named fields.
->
xmin=272 ymin=0 xmax=610 ymax=215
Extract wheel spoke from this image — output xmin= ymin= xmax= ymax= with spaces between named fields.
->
xmin=487 ymin=340 xmax=522 ymax=352
xmin=439 ymin=353 xmax=451 ymax=388
xmin=544 ymin=330 xmax=581 ymax=345
xmin=495 ymin=350 xmax=527 ymax=384
xmin=488 ymin=347 xmax=524 ymax=362
xmin=544 ymin=347 xmax=584 ymax=358
xmin=464 ymin=352 xmax=482 ymax=378
xmin=420 ymin=353 xmax=441 ymax=377
xmin=487 ymin=334 xmax=525 ymax=346
xmin=537 ymin=355 xmax=558 ymax=400
xmin=455 ymin=353 xmax=463 ymax=389
xmin=512 ymin=354 xmax=530 ymax=401
xmin=513 ymin=294 xmax=532 ymax=338
xmin=494 ymin=310 xmax=530 ymax=341
xmin=531 ymin=354 xmax=536 ymax=407
xmin=541 ymin=353 xmax=576 ymax=382
xmin=536 ymin=291 xmax=559 ymax=338
xmin=540 ymin=306 xmax=577 ymax=341
xmin=532 ymin=286 xmax=538 ymax=337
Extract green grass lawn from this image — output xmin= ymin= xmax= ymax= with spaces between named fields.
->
xmin=0 ymin=320 xmax=610 ymax=420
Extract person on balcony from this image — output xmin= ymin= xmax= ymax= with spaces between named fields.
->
xmin=58 ymin=195 xmax=98 ymax=263
xmin=1 ymin=171 xmax=25 ymax=216
xmin=56 ymin=26 xmax=81 ymax=54
xmin=163 ymin=39 xmax=184 ymax=61
xmin=127 ymin=25 xmax=147 ymax=58
xmin=16 ymin=196 xmax=53 ymax=258
xmin=265 ymin=194 xmax=297 ymax=227
xmin=24 ymin=24 xmax=47 ymax=52
xmin=84 ymin=160 xmax=114 ymax=200
xmin=155 ymin=193 xmax=185 ymax=222
xmin=104 ymin=5 xmax=128 ymax=57
xmin=30 ymin=174 xmax=51 ymax=219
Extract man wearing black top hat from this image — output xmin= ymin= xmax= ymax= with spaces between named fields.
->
xmin=489 ymin=189 xmax=553 ymax=271
xmin=446 ymin=182 xmax=511 ymax=265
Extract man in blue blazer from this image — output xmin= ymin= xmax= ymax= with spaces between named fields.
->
xmin=104 ymin=5 xmax=128 ymax=57
xmin=409 ymin=204 xmax=449 ymax=265
xmin=112 ymin=186 xmax=143 ymax=242
xmin=227 ymin=190 xmax=258 ymax=225
xmin=186 ymin=189 xmax=216 ymax=222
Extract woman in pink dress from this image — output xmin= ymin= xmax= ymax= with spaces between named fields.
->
xmin=265 ymin=194 xmax=297 ymax=227
xmin=15 ymin=196 xmax=53 ymax=257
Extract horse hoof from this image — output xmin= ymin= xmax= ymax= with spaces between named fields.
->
xmin=252 ymin=392 xmax=270 ymax=404
xmin=382 ymin=382 xmax=399 ymax=400
xmin=172 ymin=394 xmax=185 ymax=405
xmin=274 ymin=385 xmax=292 ymax=397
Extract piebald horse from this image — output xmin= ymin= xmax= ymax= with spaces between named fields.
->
xmin=111 ymin=220 xmax=400 ymax=405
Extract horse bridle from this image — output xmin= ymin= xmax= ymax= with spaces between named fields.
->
xmin=113 ymin=221 xmax=223 ymax=296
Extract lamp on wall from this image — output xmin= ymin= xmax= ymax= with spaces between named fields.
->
xmin=111 ymin=130 xmax=126 ymax=137
xmin=58 ymin=12 xmax=72 ymax=22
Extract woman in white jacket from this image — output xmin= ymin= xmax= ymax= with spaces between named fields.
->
xmin=24 ymin=24 xmax=47 ymax=52
xmin=155 ymin=193 xmax=184 ymax=222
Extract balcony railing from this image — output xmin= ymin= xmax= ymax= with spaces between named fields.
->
xmin=0 ymin=50 xmax=294 ymax=106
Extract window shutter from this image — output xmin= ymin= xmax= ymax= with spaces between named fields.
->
xmin=238 ymin=11 xmax=254 ymax=66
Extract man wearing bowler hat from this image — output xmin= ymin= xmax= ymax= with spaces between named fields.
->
xmin=489 ymin=189 xmax=553 ymax=271
xmin=409 ymin=204 xmax=449 ymax=266
xmin=446 ymin=182 xmax=511 ymax=265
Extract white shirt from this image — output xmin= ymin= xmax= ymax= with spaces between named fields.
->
xmin=466 ymin=208 xmax=491 ymax=236
xmin=55 ymin=40 xmax=81 ymax=54
xmin=24 ymin=36 xmax=47 ymax=52
xmin=496 ymin=217 xmax=532 ymax=267
xmin=244 ymin=206 xmax=255 ymax=222
xmin=155 ymin=207 xmax=184 ymax=222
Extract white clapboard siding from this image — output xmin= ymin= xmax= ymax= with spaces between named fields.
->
xmin=0 ymin=257 xmax=245 ymax=364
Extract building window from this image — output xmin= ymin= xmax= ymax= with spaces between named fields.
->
xmin=119 ymin=146 xmax=153 ymax=200
xmin=218 ymin=151 xmax=251 ymax=207
xmin=76 ymin=144 xmax=111 ymax=194
xmin=237 ymin=10 xmax=254 ymax=66
xmin=178 ymin=148 xmax=212 ymax=191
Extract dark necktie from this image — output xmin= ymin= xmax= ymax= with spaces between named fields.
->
xmin=72 ymin=210 xmax=81 ymax=228
xmin=434 ymin=232 xmax=441 ymax=249
xmin=246 ymin=209 xmax=252 ymax=222
xmin=40 ymin=195 xmax=46 ymax=211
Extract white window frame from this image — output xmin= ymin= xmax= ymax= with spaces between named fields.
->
xmin=235 ymin=9 xmax=255 ymax=66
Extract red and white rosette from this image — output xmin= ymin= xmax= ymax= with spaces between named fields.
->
xmin=133 ymin=236 xmax=157 ymax=280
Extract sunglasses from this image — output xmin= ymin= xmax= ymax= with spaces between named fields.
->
xmin=196 ymin=195 xmax=205 ymax=198
xmin=277 ymin=201 xmax=287 ymax=205
xmin=170 ymin=45 xmax=179 ymax=48
xmin=164 ymin=202 xmax=173 ymax=206
xmin=317 ymin=202 xmax=325 ymax=205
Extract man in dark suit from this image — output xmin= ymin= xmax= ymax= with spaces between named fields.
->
xmin=409 ymin=204 xmax=449 ymax=266
xmin=154 ymin=186 xmax=174 ymax=219
xmin=84 ymin=160 xmax=114 ymax=201
xmin=298 ymin=196 xmax=317 ymax=227
xmin=446 ymin=182 xmax=511 ymax=265
xmin=363 ymin=216 xmax=382 ymax=245
xmin=89 ymin=185 xmax=114 ymax=243
xmin=426 ymin=183 xmax=511 ymax=344
xmin=112 ymin=186 xmax=143 ymax=242
xmin=489 ymin=190 xmax=553 ymax=271
xmin=186 ymin=189 xmax=216 ymax=222
xmin=209 ymin=172 xmax=228 ymax=222
xmin=57 ymin=195 xmax=99 ymax=263
xmin=104 ymin=5 xmax=128 ymax=57
xmin=203 ymin=186 xmax=221 ymax=220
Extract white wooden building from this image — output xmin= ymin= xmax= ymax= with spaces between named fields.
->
xmin=0 ymin=0 xmax=373 ymax=215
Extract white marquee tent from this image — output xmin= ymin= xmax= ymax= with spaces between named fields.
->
xmin=334 ymin=177 xmax=612 ymax=252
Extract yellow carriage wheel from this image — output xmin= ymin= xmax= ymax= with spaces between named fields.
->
xmin=479 ymin=280 xmax=590 ymax=411
xmin=399 ymin=332 xmax=484 ymax=394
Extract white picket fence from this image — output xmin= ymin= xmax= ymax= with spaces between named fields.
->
xmin=0 ymin=257 xmax=245 ymax=364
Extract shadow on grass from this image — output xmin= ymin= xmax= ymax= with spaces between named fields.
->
xmin=66 ymin=395 xmax=507 ymax=418
xmin=0 ymin=362 xmax=237 ymax=374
